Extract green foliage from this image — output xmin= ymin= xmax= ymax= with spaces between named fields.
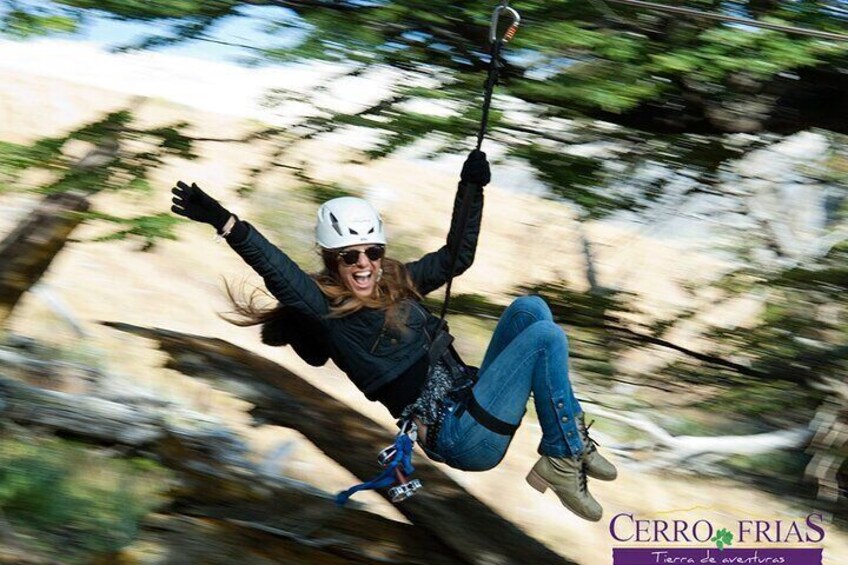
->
xmin=423 ymin=292 xmax=504 ymax=320
xmin=0 ymin=435 xmax=169 ymax=561
xmin=58 ymin=0 xmax=240 ymax=21
xmin=719 ymin=448 xmax=818 ymax=504
xmin=363 ymin=105 xmax=485 ymax=159
xmin=2 ymin=108 xmax=197 ymax=248
xmin=0 ymin=141 xmax=30 ymax=191
xmin=509 ymin=144 xmax=618 ymax=218
xmin=778 ymin=263 xmax=848 ymax=293
xmin=816 ymin=145 xmax=848 ymax=185
xmin=292 ymin=165 xmax=358 ymax=203
xmin=28 ymin=0 xmax=845 ymax=137
xmin=520 ymin=281 xmax=640 ymax=329
xmin=0 ymin=137 xmax=68 ymax=190
xmin=10 ymin=110 xmax=197 ymax=195
xmin=82 ymin=211 xmax=183 ymax=250
xmin=7 ymin=1 xmax=847 ymax=235
xmin=647 ymin=29 xmax=828 ymax=82
xmin=512 ymin=69 xmax=663 ymax=114
xmin=300 ymin=181 xmax=356 ymax=204
xmin=1 ymin=6 xmax=78 ymax=38
xmin=706 ymin=246 xmax=848 ymax=389
xmin=646 ymin=307 xmax=698 ymax=340
xmin=699 ymin=378 xmax=821 ymax=422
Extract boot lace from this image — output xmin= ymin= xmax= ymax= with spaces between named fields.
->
xmin=580 ymin=418 xmax=600 ymax=453
xmin=579 ymin=459 xmax=589 ymax=492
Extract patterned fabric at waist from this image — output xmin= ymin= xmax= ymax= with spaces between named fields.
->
xmin=402 ymin=359 xmax=453 ymax=426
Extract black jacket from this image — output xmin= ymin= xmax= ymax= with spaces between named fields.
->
xmin=227 ymin=182 xmax=484 ymax=400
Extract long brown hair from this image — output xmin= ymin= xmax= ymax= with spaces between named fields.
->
xmin=222 ymin=249 xmax=422 ymax=328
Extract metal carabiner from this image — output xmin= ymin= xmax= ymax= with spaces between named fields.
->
xmin=398 ymin=419 xmax=418 ymax=442
xmin=489 ymin=2 xmax=521 ymax=45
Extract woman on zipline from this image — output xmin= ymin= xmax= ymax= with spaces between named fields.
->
xmin=170 ymin=150 xmax=616 ymax=521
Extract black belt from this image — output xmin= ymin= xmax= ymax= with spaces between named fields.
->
xmin=451 ymin=384 xmax=518 ymax=437
xmin=429 ymin=328 xmax=519 ymax=438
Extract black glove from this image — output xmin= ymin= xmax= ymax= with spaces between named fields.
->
xmin=171 ymin=181 xmax=231 ymax=232
xmin=460 ymin=149 xmax=491 ymax=187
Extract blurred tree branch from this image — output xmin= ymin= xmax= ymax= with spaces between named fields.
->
xmin=0 ymin=326 xmax=577 ymax=565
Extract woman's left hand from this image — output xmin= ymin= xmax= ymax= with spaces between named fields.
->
xmin=171 ymin=181 xmax=231 ymax=231
xmin=460 ymin=150 xmax=491 ymax=187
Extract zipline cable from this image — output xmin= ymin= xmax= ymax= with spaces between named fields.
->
xmin=602 ymin=0 xmax=848 ymax=42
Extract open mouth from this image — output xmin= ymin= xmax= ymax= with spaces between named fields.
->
xmin=352 ymin=271 xmax=373 ymax=289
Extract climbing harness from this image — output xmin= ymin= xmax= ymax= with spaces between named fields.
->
xmin=337 ymin=0 xmax=521 ymax=507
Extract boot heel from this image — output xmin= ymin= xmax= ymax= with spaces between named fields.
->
xmin=526 ymin=469 xmax=549 ymax=493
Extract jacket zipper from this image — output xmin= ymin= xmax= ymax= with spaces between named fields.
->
xmin=370 ymin=325 xmax=387 ymax=354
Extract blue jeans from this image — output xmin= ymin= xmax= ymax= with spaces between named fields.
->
xmin=431 ymin=296 xmax=585 ymax=471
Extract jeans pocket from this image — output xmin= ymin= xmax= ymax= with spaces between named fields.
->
xmin=428 ymin=399 xmax=468 ymax=460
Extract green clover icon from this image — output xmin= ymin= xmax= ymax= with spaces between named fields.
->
xmin=711 ymin=528 xmax=734 ymax=551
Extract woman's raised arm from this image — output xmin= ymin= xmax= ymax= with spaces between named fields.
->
xmin=171 ymin=181 xmax=329 ymax=318
xmin=406 ymin=150 xmax=490 ymax=296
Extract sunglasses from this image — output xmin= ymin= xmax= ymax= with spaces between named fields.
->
xmin=336 ymin=245 xmax=385 ymax=266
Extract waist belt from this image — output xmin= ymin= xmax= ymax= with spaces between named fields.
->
xmin=428 ymin=328 xmax=518 ymax=437
xmin=453 ymin=386 xmax=518 ymax=436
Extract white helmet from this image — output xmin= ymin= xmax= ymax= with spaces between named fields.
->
xmin=315 ymin=196 xmax=387 ymax=249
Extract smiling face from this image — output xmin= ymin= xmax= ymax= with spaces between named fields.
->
xmin=335 ymin=244 xmax=384 ymax=298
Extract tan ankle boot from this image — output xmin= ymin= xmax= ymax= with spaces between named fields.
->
xmin=578 ymin=413 xmax=618 ymax=481
xmin=526 ymin=456 xmax=603 ymax=521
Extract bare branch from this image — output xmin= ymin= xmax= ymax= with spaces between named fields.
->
xmin=587 ymin=405 xmax=811 ymax=472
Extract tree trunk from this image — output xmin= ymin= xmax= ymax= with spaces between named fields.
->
xmin=104 ymin=322 xmax=577 ymax=565
xmin=0 ymin=373 xmax=466 ymax=564
xmin=0 ymin=191 xmax=89 ymax=325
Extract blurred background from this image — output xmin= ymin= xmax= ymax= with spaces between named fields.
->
xmin=0 ymin=0 xmax=846 ymax=563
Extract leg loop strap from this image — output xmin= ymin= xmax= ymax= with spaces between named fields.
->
xmin=454 ymin=388 xmax=519 ymax=437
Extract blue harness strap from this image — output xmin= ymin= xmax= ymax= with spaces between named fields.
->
xmin=335 ymin=432 xmax=415 ymax=506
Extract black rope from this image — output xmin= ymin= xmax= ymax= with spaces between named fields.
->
xmin=476 ymin=38 xmax=503 ymax=152
xmin=437 ymin=179 xmax=477 ymax=325
xmin=437 ymin=29 xmax=506 ymax=328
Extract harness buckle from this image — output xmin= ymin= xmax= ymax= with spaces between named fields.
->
xmin=388 ymin=467 xmax=423 ymax=502
xmin=399 ymin=419 xmax=418 ymax=441
xmin=380 ymin=420 xmax=418 ymax=466
xmin=377 ymin=444 xmax=397 ymax=467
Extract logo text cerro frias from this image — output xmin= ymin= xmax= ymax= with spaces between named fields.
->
xmin=610 ymin=513 xmax=825 ymax=544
